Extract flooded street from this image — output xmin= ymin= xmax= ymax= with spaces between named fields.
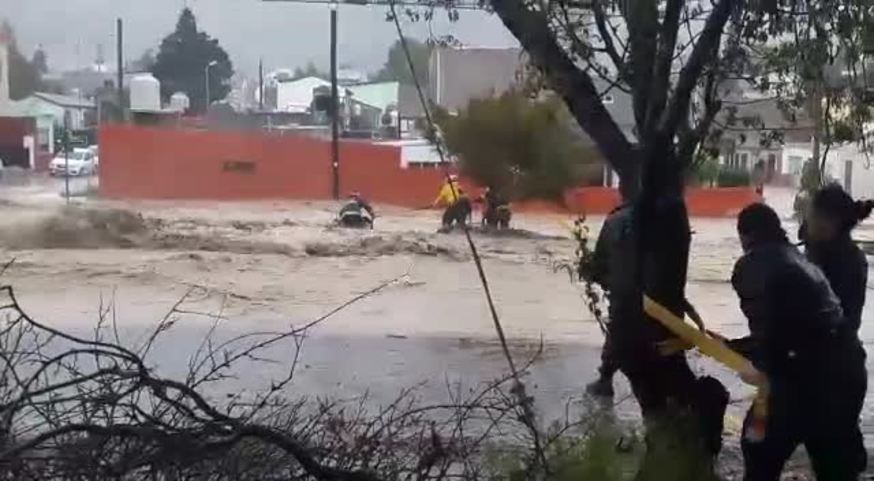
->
xmin=1 ymin=180 xmax=874 ymax=473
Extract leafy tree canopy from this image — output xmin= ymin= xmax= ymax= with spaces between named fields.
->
xmin=151 ymin=8 xmax=234 ymax=114
xmin=373 ymin=39 xmax=431 ymax=86
xmin=483 ymin=0 xmax=874 ymax=198
xmin=131 ymin=49 xmax=156 ymax=73
xmin=434 ymin=91 xmax=601 ymax=200
xmin=1 ymin=21 xmax=47 ymax=100
xmin=292 ymin=61 xmax=328 ymax=80
xmin=30 ymin=46 xmax=47 ymax=75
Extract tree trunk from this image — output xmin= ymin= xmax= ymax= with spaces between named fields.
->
xmin=488 ymin=2 xmax=733 ymax=478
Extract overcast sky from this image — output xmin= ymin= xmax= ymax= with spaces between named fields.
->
xmin=0 ymin=0 xmax=518 ymax=77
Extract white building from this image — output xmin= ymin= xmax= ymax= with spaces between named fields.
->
xmin=7 ymin=93 xmax=95 ymax=131
xmin=276 ymin=76 xmax=330 ymax=113
xmin=819 ymin=142 xmax=874 ymax=198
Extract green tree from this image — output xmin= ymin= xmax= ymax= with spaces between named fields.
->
xmin=435 ymin=91 xmax=599 ymax=200
xmin=373 ymin=39 xmax=430 ymax=86
xmin=292 ymin=61 xmax=327 ymax=80
xmin=151 ymin=8 xmax=234 ymax=114
xmin=130 ymin=49 xmax=156 ymax=73
xmin=30 ymin=46 xmax=47 ymax=75
xmin=481 ymin=1 xmax=874 ymax=479
xmin=1 ymin=21 xmax=43 ymax=100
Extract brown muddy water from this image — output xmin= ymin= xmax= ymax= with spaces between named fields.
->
xmin=1 ymin=180 xmax=873 ymax=477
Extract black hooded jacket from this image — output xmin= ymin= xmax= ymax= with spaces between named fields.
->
xmin=804 ymin=234 xmax=868 ymax=334
xmin=731 ymin=240 xmax=849 ymax=379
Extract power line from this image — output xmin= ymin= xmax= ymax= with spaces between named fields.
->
xmin=262 ymin=0 xmax=484 ymax=10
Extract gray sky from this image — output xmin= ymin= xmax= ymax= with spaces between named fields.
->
xmin=0 ymin=0 xmax=518 ymax=78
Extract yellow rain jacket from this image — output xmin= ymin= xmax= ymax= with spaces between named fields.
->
xmin=434 ymin=181 xmax=461 ymax=207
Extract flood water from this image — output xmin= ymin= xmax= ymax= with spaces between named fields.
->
xmin=2 ymin=182 xmax=874 ymax=475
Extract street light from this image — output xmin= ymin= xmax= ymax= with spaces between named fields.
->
xmin=205 ymin=60 xmax=219 ymax=112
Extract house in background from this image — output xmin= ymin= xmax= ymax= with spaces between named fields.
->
xmin=276 ymin=76 xmax=330 ymax=114
xmin=0 ymin=34 xmax=55 ymax=162
xmin=273 ymin=76 xmax=425 ymax=139
xmin=712 ymin=79 xmax=815 ymax=185
xmin=8 ymin=93 xmax=96 ymax=132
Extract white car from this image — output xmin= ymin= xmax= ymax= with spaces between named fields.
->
xmin=88 ymin=145 xmax=99 ymax=168
xmin=50 ymin=149 xmax=96 ymax=177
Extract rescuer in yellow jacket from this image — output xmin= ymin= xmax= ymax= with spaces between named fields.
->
xmin=433 ymin=175 xmax=470 ymax=231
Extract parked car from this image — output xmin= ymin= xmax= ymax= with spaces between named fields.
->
xmin=88 ymin=145 xmax=99 ymax=168
xmin=50 ymin=149 xmax=96 ymax=177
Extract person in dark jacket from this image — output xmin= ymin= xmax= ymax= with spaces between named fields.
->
xmin=338 ymin=192 xmax=375 ymax=228
xmin=583 ymin=203 xmax=707 ymax=398
xmin=478 ymin=186 xmax=512 ymax=229
xmin=799 ymin=184 xmax=871 ymax=475
xmin=801 ymin=184 xmax=874 ymax=333
xmin=731 ymin=203 xmax=867 ymax=481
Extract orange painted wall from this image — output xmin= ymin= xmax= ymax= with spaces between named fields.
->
xmin=564 ymin=186 xmax=762 ymax=217
xmin=100 ymin=126 xmax=761 ymax=217
xmin=99 ymin=125 xmax=453 ymax=207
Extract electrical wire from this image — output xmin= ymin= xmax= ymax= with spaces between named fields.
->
xmin=387 ymin=1 xmax=549 ymax=471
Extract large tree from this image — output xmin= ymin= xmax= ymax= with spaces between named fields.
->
xmin=1 ymin=21 xmax=45 ymax=100
xmin=373 ymin=38 xmax=431 ymax=86
xmin=152 ymin=8 xmax=234 ymax=114
xmin=434 ymin=91 xmax=602 ymax=199
xmin=30 ymin=46 xmax=47 ymax=75
xmin=479 ymin=0 xmax=874 ymax=478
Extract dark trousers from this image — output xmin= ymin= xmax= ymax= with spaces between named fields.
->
xmin=597 ymin=329 xmax=620 ymax=379
xmin=624 ymin=353 xmax=728 ymax=454
xmin=742 ymin=352 xmax=867 ymax=481
xmin=442 ymin=201 xmax=470 ymax=227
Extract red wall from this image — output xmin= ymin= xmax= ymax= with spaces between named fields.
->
xmin=99 ymin=126 xmax=451 ymax=207
xmin=564 ymin=186 xmax=762 ymax=217
xmin=100 ymin=126 xmax=760 ymax=217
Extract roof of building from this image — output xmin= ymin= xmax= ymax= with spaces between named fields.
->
xmin=32 ymin=92 xmax=95 ymax=109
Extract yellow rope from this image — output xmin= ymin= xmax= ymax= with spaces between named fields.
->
xmin=643 ymin=295 xmax=770 ymax=436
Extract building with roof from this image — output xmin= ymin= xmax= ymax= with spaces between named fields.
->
xmin=8 ymin=92 xmax=96 ymax=131
xmin=276 ymin=76 xmax=330 ymax=114
xmin=714 ymin=79 xmax=815 ymax=184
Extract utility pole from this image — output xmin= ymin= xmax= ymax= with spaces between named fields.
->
xmin=330 ymin=3 xmax=340 ymax=200
xmin=205 ymin=60 xmax=218 ymax=114
xmin=259 ymin=58 xmax=265 ymax=111
xmin=63 ymin=112 xmax=70 ymax=204
xmin=116 ymin=18 xmax=124 ymax=123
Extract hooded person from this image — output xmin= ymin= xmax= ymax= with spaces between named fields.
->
xmin=730 ymin=203 xmax=866 ymax=480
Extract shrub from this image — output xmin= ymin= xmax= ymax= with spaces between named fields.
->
xmin=716 ymin=167 xmax=751 ymax=187
xmin=433 ymin=91 xmax=601 ymax=201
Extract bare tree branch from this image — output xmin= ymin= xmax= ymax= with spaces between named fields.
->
xmin=659 ymin=0 xmax=736 ymax=137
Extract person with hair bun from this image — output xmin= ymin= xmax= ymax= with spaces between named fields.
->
xmin=730 ymin=203 xmax=867 ymax=480
xmin=803 ymin=183 xmax=874 ymax=333
xmin=798 ymin=183 xmax=871 ymax=478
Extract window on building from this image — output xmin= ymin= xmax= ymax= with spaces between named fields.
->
xmin=37 ymin=127 xmax=51 ymax=151
xmin=788 ymin=155 xmax=803 ymax=175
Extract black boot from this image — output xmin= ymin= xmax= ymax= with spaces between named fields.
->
xmin=586 ymin=374 xmax=615 ymax=398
